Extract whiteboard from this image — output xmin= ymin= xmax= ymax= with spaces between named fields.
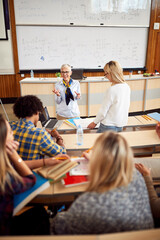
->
xmin=0 ymin=30 xmax=14 ymax=74
xmin=14 ymin=0 xmax=151 ymax=27
xmin=0 ymin=0 xmax=6 ymax=39
xmin=16 ymin=26 xmax=148 ymax=70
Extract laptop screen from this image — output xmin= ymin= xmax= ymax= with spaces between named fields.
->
xmin=39 ymin=107 xmax=49 ymax=126
xmin=71 ymin=69 xmax=84 ymax=80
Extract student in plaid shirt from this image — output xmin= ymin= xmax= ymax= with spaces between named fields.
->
xmin=10 ymin=95 xmax=66 ymax=162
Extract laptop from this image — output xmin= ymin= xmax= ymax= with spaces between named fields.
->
xmin=39 ymin=107 xmax=63 ymax=130
xmin=71 ymin=69 xmax=84 ymax=80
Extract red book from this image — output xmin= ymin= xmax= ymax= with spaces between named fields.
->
xmin=62 ymin=173 xmax=88 ymax=187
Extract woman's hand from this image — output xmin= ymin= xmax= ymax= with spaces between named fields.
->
xmin=82 ymin=152 xmax=91 ymax=161
xmin=87 ymin=122 xmax=96 ymax=129
xmin=135 ymin=163 xmax=151 ymax=177
xmin=75 ymin=91 xmax=81 ymax=99
xmin=45 ymin=154 xmax=70 ymax=166
xmin=6 ymin=140 xmax=19 ymax=157
xmin=53 ymin=89 xmax=61 ymax=96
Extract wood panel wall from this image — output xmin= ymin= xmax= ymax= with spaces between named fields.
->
xmin=1 ymin=0 xmax=160 ymax=99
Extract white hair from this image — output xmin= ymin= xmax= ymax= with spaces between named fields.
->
xmin=61 ymin=64 xmax=71 ymax=71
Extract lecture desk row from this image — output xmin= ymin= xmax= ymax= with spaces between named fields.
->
xmin=55 ymin=115 xmax=159 ymax=156
xmin=58 ymin=115 xmax=158 ymax=133
xmin=2 ymin=229 xmax=160 ymax=240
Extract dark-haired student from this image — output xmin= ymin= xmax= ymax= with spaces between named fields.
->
xmin=10 ymin=95 xmax=66 ymax=161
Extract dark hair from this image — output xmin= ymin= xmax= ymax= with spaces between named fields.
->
xmin=13 ymin=95 xmax=43 ymax=118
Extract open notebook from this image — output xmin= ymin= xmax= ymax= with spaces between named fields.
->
xmin=134 ymin=157 xmax=160 ymax=180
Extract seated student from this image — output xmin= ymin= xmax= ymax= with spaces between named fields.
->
xmin=135 ymin=122 xmax=160 ymax=224
xmin=0 ymin=114 xmax=69 ymax=236
xmin=51 ymin=131 xmax=153 ymax=235
xmin=87 ymin=61 xmax=130 ymax=133
xmin=53 ymin=64 xmax=81 ymax=120
xmin=0 ymin=113 xmax=35 ymax=235
xmin=10 ymin=95 xmax=66 ymax=161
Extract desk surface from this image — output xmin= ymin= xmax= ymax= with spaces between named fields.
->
xmin=20 ymin=74 xmax=160 ymax=83
xmin=58 ymin=116 xmax=157 ymax=133
xmin=61 ymin=130 xmax=160 ymax=151
xmin=2 ymin=229 xmax=160 ymax=240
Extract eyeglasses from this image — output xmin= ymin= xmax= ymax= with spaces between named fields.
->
xmin=61 ymin=71 xmax=70 ymax=74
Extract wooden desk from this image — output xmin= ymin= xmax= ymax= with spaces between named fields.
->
xmin=58 ymin=116 xmax=157 ymax=134
xmin=61 ymin=130 xmax=160 ymax=155
xmin=2 ymin=228 xmax=160 ymax=240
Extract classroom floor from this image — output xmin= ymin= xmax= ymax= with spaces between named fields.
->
xmin=0 ymin=103 xmax=18 ymax=121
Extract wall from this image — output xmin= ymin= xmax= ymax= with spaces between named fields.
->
xmin=0 ymin=0 xmax=160 ymax=99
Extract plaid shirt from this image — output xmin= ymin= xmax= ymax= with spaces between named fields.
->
xmin=10 ymin=119 xmax=66 ymax=160
xmin=0 ymin=174 xmax=36 ymax=235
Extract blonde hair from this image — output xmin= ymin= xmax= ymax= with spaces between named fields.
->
xmin=87 ymin=131 xmax=133 ymax=193
xmin=104 ymin=61 xmax=125 ymax=83
xmin=0 ymin=114 xmax=23 ymax=194
xmin=61 ymin=64 xmax=71 ymax=72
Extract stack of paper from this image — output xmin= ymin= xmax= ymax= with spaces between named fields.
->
xmin=70 ymin=157 xmax=89 ymax=176
xmin=64 ymin=117 xmax=80 ymax=129
xmin=73 ymin=118 xmax=100 ymax=129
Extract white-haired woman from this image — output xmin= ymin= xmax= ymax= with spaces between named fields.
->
xmin=51 ymin=131 xmax=153 ymax=235
xmin=88 ymin=61 xmax=130 ymax=133
xmin=53 ymin=64 xmax=81 ymax=120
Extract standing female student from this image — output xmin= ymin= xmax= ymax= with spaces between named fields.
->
xmin=88 ymin=61 xmax=130 ymax=133
xmin=53 ymin=64 xmax=81 ymax=120
xmin=51 ymin=131 xmax=153 ymax=235
xmin=0 ymin=114 xmax=49 ymax=235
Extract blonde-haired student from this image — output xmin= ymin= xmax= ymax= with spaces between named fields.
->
xmin=51 ymin=131 xmax=153 ymax=235
xmin=0 ymin=114 xmax=36 ymax=235
xmin=0 ymin=114 xmax=49 ymax=235
xmin=88 ymin=61 xmax=130 ymax=133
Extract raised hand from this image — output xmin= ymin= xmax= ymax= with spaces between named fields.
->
xmin=53 ymin=89 xmax=61 ymax=96
xmin=135 ymin=163 xmax=151 ymax=176
xmin=75 ymin=91 xmax=81 ymax=99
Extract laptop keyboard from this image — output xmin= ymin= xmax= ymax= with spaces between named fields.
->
xmin=45 ymin=119 xmax=63 ymax=129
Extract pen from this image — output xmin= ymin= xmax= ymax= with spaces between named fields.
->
xmin=54 ymin=156 xmax=69 ymax=160
xmin=142 ymin=115 xmax=149 ymax=121
xmin=144 ymin=115 xmax=152 ymax=120
xmin=85 ymin=147 xmax=93 ymax=153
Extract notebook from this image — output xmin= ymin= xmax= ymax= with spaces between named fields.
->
xmin=62 ymin=172 xmax=88 ymax=187
xmin=13 ymin=172 xmax=50 ymax=216
xmin=147 ymin=112 xmax=160 ymax=122
xmin=70 ymin=157 xmax=89 ymax=176
xmin=37 ymin=159 xmax=78 ymax=182
xmin=39 ymin=107 xmax=63 ymax=129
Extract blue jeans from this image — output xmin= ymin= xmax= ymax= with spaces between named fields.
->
xmin=97 ymin=123 xmax=123 ymax=133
